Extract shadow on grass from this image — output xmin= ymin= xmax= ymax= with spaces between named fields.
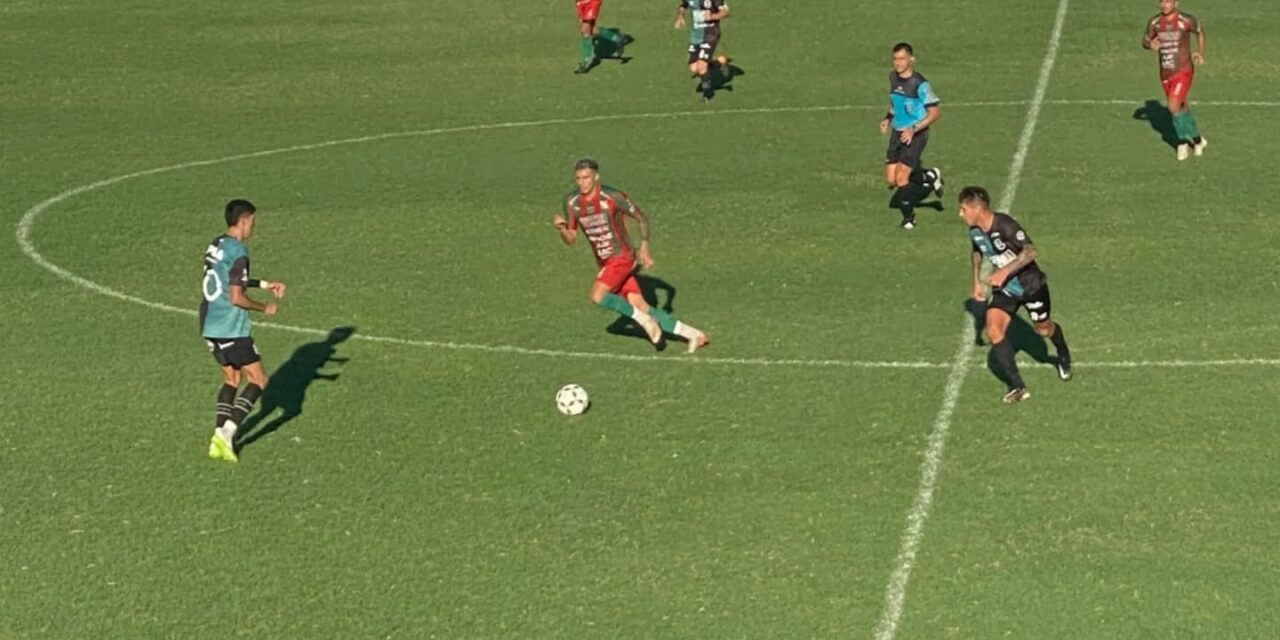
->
xmin=605 ymin=274 xmax=681 ymax=350
xmin=963 ymin=298 xmax=1056 ymax=387
xmin=1133 ymin=99 xmax=1180 ymax=149
xmin=236 ymin=326 xmax=355 ymax=451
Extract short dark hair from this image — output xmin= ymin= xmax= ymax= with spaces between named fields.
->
xmin=959 ymin=186 xmax=991 ymax=207
xmin=892 ymin=42 xmax=914 ymax=55
xmin=574 ymin=157 xmax=599 ymax=172
xmin=224 ymin=199 xmax=256 ymax=226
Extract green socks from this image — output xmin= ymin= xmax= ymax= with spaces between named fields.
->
xmin=1183 ymin=111 xmax=1200 ymax=140
xmin=591 ymin=28 xmax=624 ymax=59
xmin=597 ymin=28 xmax=623 ymax=45
xmin=1173 ymin=110 xmax=1202 ymax=142
xmin=648 ymin=307 xmax=678 ymax=333
xmin=579 ymin=37 xmax=593 ymax=67
xmin=598 ymin=294 xmax=701 ymax=343
xmin=597 ymin=293 xmax=636 ymax=317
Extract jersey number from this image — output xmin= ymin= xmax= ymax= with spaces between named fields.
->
xmin=202 ymin=270 xmax=223 ymax=302
xmin=202 ymin=244 xmax=224 ymax=302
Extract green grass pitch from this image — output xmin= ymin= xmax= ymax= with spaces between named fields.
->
xmin=3 ymin=0 xmax=1279 ymax=637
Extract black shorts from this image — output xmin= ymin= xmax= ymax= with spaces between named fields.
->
xmin=205 ymin=337 xmax=261 ymax=369
xmin=687 ymin=32 xmax=720 ymax=65
xmin=885 ymin=127 xmax=930 ymax=168
xmin=989 ymin=284 xmax=1052 ymax=323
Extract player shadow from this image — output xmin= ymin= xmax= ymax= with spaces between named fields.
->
xmin=696 ymin=62 xmax=747 ymax=100
xmin=235 ymin=326 xmax=355 ymax=451
xmin=1133 ymin=99 xmax=1180 ymax=149
xmin=586 ymin=31 xmax=634 ymax=70
xmin=886 ymin=198 xmax=944 ymax=213
xmin=605 ymin=275 xmax=680 ymax=350
xmin=886 ymin=183 xmax=944 ymax=213
xmin=963 ymin=299 xmax=1056 ymax=385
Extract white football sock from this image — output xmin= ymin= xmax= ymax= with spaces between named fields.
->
xmin=673 ymin=321 xmax=701 ymax=341
xmin=218 ymin=421 xmax=239 ymax=442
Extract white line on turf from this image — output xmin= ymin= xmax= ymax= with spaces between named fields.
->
xmin=15 ymin=93 xmax=1279 ymax=374
xmin=872 ymin=1 xmax=1071 ymax=639
xmin=1081 ymin=358 xmax=1280 ymax=368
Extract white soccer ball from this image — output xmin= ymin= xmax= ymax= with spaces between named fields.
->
xmin=555 ymin=384 xmax=590 ymax=416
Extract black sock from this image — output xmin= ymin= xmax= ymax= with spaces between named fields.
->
xmin=992 ymin=339 xmax=1025 ymax=389
xmin=1049 ymin=323 xmax=1071 ymax=361
xmin=909 ymin=167 xmax=936 ymax=187
xmin=1192 ymin=135 xmax=1203 ymax=144
xmin=890 ymin=186 xmax=915 ymax=221
xmin=215 ymin=384 xmax=237 ymax=429
xmin=229 ymin=383 xmax=263 ymax=426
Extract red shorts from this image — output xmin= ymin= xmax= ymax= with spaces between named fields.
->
xmin=576 ymin=0 xmax=601 ymax=22
xmin=1162 ymin=70 xmax=1194 ymax=103
xmin=596 ymin=257 xmax=640 ymax=298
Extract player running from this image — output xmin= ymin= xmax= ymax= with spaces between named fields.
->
xmin=575 ymin=0 xmax=627 ymax=74
xmin=880 ymin=42 xmax=944 ymax=230
xmin=200 ymin=199 xmax=286 ymax=462
xmin=553 ymin=158 xmax=710 ymax=352
xmin=959 ymin=186 xmax=1073 ymax=404
xmin=1143 ymin=0 xmax=1207 ymax=160
xmin=674 ymin=0 xmax=730 ymax=101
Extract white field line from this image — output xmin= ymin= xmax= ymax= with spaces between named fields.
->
xmin=15 ymin=93 xmax=1279 ymax=373
xmin=872 ymin=1 xmax=1071 ymax=639
xmin=1080 ymin=358 xmax=1280 ymax=368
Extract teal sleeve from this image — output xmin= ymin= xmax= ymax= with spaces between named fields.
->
xmin=919 ymin=81 xmax=939 ymax=106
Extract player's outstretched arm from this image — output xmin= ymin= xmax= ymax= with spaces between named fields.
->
xmin=674 ymin=6 xmax=686 ymax=28
xmin=918 ymin=104 xmax=941 ymax=131
xmin=623 ymin=201 xmax=654 ymax=269
xmin=247 ymin=278 xmax=286 ymax=299
xmin=971 ymin=250 xmax=986 ymax=300
xmin=1143 ymin=22 xmax=1159 ymax=50
xmin=553 ymin=215 xmax=577 ymax=246
xmin=229 ymin=284 xmax=278 ymax=316
xmin=991 ymin=244 xmax=1039 ymax=287
xmin=1195 ymin=23 xmax=1206 ymax=64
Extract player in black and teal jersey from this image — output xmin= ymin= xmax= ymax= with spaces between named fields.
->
xmin=200 ymin=199 xmax=286 ymax=462
xmin=960 ymin=186 xmax=1073 ymax=404
xmin=674 ymin=0 xmax=730 ymax=101
xmin=879 ymin=42 xmax=944 ymax=229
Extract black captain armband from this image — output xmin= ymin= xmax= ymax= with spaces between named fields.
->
xmin=246 ymin=279 xmax=273 ymax=289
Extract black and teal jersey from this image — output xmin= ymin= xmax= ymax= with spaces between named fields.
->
xmin=199 ymin=235 xmax=252 ymax=338
xmin=889 ymin=71 xmax=939 ymax=131
xmin=969 ymin=213 xmax=1046 ymax=297
xmin=680 ymin=0 xmax=726 ymax=45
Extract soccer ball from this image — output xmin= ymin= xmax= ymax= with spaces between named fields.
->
xmin=555 ymin=384 xmax=590 ymax=416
